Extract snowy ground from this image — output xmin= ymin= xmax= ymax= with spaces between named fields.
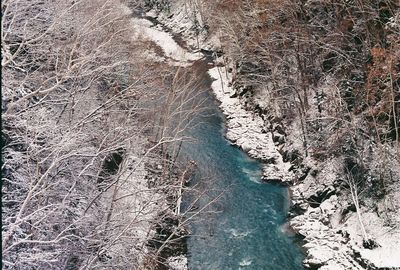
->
xmin=130 ymin=16 xmax=202 ymax=66
xmin=132 ymin=18 xmax=202 ymax=65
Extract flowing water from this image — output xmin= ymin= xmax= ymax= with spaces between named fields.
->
xmin=179 ymin=62 xmax=305 ymax=270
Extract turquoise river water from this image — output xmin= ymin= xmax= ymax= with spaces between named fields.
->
xmin=179 ymin=72 xmax=305 ymax=270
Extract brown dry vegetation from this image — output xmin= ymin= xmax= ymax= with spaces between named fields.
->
xmin=200 ymin=0 xmax=399 ymax=179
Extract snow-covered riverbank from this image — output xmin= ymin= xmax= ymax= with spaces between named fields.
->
xmin=208 ymin=59 xmax=400 ymax=270
xmin=208 ymin=66 xmax=294 ymax=184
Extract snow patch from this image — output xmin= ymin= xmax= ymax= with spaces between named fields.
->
xmin=131 ymin=17 xmax=201 ymax=66
xmin=226 ymin=228 xmax=252 ymax=239
xmin=239 ymin=258 xmax=253 ymax=267
xmin=167 ymin=255 xmax=188 ymax=270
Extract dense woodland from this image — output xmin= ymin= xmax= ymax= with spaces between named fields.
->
xmin=1 ymin=0 xmax=203 ymax=268
xmin=199 ymin=0 xmax=399 ymax=165
xmin=2 ymin=0 xmax=399 ymax=269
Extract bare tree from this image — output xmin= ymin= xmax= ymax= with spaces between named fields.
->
xmin=2 ymin=0 xmax=222 ymax=268
xmin=344 ymin=171 xmax=369 ymax=243
xmin=1 ymin=0 xmax=199 ymax=268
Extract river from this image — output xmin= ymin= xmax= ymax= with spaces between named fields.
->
xmin=178 ymin=61 xmax=305 ymax=270
xmin=133 ymin=13 xmax=305 ymax=269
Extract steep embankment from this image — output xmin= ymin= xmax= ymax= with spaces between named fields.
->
xmin=209 ymin=63 xmax=400 ymax=270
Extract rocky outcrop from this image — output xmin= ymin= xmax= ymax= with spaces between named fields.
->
xmin=208 ymin=66 xmax=294 ymax=185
